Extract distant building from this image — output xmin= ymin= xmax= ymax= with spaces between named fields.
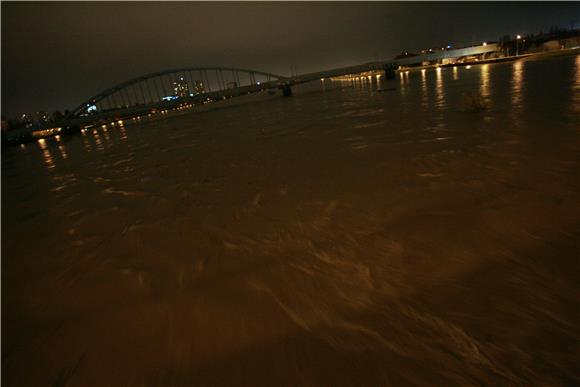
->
xmin=20 ymin=114 xmax=34 ymax=128
xmin=172 ymin=77 xmax=190 ymax=98
xmin=194 ymin=80 xmax=205 ymax=94
xmin=398 ymin=42 xmax=500 ymax=67
xmin=36 ymin=111 xmax=51 ymax=123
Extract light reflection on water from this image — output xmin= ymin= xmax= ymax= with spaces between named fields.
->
xmin=37 ymin=138 xmax=56 ymax=170
xmin=58 ymin=144 xmax=68 ymax=160
xmin=37 ymin=138 xmax=47 ymax=149
xmin=119 ymin=125 xmax=128 ymax=141
xmin=480 ymin=64 xmax=490 ymax=99
xmin=82 ymin=136 xmax=93 ymax=153
xmin=399 ymin=71 xmax=406 ymax=96
xmin=510 ymin=60 xmax=525 ymax=127
xmin=420 ymin=68 xmax=428 ymax=110
xmin=41 ymin=148 xmax=55 ymax=169
xmin=93 ymin=130 xmax=104 ymax=151
xmin=511 ymin=60 xmax=524 ymax=107
xmin=103 ymin=128 xmax=112 ymax=144
xmin=435 ymin=67 xmax=445 ymax=109
xmin=2 ymin=54 xmax=579 ymax=386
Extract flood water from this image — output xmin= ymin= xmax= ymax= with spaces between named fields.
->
xmin=2 ymin=54 xmax=579 ymax=386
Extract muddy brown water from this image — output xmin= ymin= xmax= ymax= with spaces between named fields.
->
xmin=2 ymin=54 xmax=579 ymax=386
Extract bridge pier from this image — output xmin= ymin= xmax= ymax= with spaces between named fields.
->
xmin=280 ymin=84 xmax=292 ymax=97
xmin=383 ymin=65 xmax=396 ymax=80
xmin=62 ymin=122 xmax=82 ymax=135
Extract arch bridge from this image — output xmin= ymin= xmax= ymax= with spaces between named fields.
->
xmin=67 ymin=62 xmax=405 ymax=124
xmin=69 ymin=67 xmax=288 ymax=119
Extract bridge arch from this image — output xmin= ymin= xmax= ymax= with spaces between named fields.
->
xmin=70 ymin=67 xmax=287 ymax=118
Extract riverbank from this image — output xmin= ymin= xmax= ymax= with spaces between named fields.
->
xmin=397 ymin=47 xmax=579 ymax=73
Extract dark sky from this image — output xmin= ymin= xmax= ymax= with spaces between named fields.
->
xmin=2 ymin=1 xmax=578 ymax=117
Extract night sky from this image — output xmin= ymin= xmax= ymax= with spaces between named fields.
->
xmin=2 ymin=2 xmax=578 ymax=117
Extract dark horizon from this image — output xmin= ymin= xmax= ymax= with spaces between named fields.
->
xmin=2 ymin=1 xmax=579 ymax=117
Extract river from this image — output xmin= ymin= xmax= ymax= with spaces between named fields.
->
xmin=2 ymin=53 xmax=579 ymax=386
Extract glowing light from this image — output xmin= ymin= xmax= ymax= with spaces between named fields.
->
xmin=466 ymin=65 xmax=472 ymax=69
xmin=517 ymin=35 xmax=521 ymax=40
xmin=59 ymin=145 xmax=68 ymax=159
xmin=42 ymin=148 xmax=55 ymax=169
xmin=55 ymin=135 xmax=60 ymax=141
xmin=483 ymin=42 xmax=487 ymax=46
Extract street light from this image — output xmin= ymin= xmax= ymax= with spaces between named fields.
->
xmin=516 ymin=34 xmax=522 ymax=56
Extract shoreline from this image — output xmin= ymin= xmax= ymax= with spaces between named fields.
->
xmin=397 ymin=47 xmax=579 ymax=73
